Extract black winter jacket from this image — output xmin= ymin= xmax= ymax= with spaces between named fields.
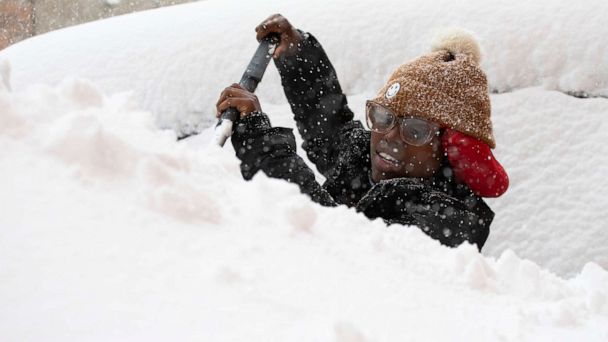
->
xmin=230 ymin=32 xmax=494 ymax=250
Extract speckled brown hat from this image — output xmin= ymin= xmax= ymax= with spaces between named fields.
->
xmin=372 ymin=28 xmax=495 ymax=148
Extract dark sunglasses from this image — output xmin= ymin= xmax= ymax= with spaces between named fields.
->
xmin=365 ymin=101 xmax=441 ymax=146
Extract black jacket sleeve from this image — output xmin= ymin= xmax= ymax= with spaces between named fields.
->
xmin=230 ymin=112 xmax=337 ymax=207
xmin=274 ymin=31 xmax=356 ymax=178
xmin=356 ymin=178 xmax=494 ymax=250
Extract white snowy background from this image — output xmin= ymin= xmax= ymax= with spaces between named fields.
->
xmin=1 ymin=0 xmax=607 ymax=340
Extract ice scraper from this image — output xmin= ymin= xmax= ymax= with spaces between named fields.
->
xmin=214 ymin=35 xmax=279 ymax=146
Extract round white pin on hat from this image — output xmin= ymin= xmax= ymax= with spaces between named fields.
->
xmin=386 ymin=82 xmax=400 ymax=99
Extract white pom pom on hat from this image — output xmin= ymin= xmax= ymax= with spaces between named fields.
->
xmin=430 ymin=28 xmax=482 ymax=65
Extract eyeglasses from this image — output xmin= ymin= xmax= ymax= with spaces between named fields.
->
xmin=365 ymin=101 xmax=441 ymax=146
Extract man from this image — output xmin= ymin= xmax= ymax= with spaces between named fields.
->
xmin=215 ymin=14 xmax=508 ymax=250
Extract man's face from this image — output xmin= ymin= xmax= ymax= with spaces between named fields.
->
xmin=370 ymin=123 xmax=443 ymax=182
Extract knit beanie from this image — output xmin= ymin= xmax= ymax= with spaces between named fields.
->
xmin=371 ymin=28 xmax=495 ymax=148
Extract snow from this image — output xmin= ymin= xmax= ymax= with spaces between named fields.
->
xmin=1 ymin=0 xmax=608 ymax=340
xmin=213 ymin=118 xmax=235 ymax=147
xmin=484 ymin=88 xmax=608 ymax=275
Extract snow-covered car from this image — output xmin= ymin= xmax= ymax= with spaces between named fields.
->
xmin=1 ymin=0 xmax=607 ymax=340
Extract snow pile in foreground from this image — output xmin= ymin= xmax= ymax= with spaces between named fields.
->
xmin=1 ymin=0 xmax=607 ymax=133
xmin=1 ymin=74 xmax=608 ymax=341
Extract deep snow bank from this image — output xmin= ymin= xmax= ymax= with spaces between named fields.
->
xmin=1 ymin=0 xmax=607 ymax=133
xmin=1 ymin=77 xmax=607 ymax=341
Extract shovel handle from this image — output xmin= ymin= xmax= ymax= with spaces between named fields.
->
xmin=215 ymin=35 xmax=279 ymax=144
